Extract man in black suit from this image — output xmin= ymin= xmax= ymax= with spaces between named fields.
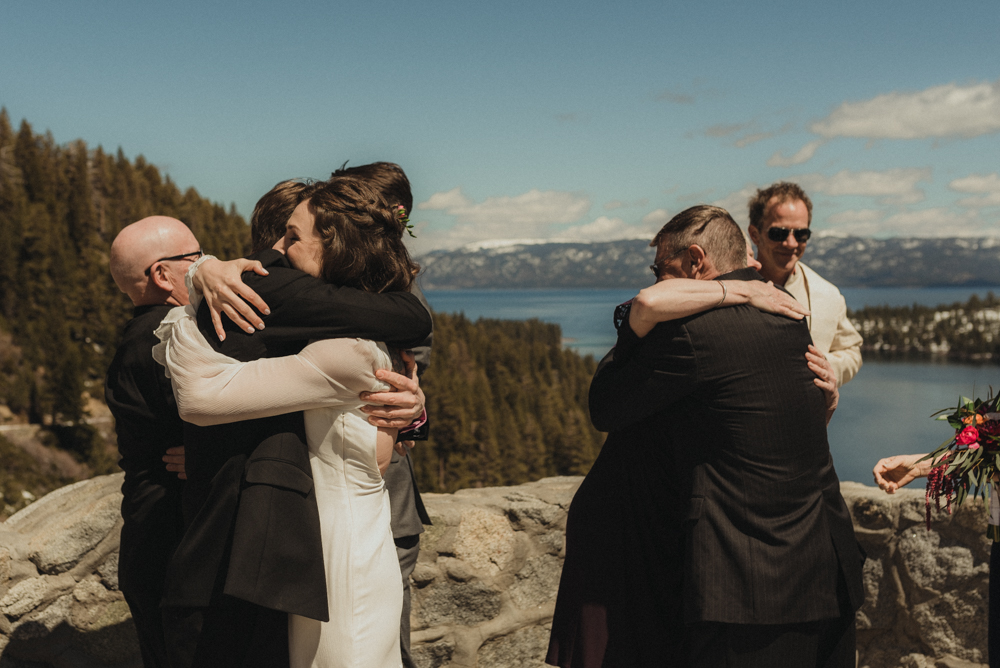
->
xmin=161 ymin=179 xmax=432 ymax=667
xmin=104 ymin=216 xmax=208 ymax=668
xmin=548 ymin=206 xmax=863 ymax=667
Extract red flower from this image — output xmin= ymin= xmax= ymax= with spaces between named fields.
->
xmin=957 ymin=426 xmax=980 ymax=446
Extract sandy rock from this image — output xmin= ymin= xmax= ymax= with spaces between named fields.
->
xmin=509 ymin=555 xmax=562 ymax=610
xmin=477 ymin=623 xmax=551 ymax=668
xmin=0 ymin=548 xmax=10 ymax=586
xmin=415 ymin=580 xmax=502 ymax=627
xmin=1 ymin=473 xmax=997 ymax=668
xmin=451 ymin=508 xmax=515 ymax=577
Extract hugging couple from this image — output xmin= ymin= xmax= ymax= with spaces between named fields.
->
xmin=107 ymin=163 xmax=433 ymax=668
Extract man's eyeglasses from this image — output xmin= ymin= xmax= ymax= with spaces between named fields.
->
xmin=766 ymin=227 xmax=811 ymax=243
xmin=649 ymin=246 xmax=690 ymax=280
xmin=144 ymin=250 xmax=204 ymax=276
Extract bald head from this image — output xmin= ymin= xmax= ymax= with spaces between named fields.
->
xmin=110 ymin=216 xmax=200 ymax=306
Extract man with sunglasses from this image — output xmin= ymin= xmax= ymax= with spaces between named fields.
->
xmin=748 ymin=182 xmax=863 ymax=386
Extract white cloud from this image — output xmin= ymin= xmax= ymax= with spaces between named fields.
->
xmin=604 ymin=198 xmax=649 ymax=211
xmin=811 ymin=79 xmax=1000 ymax=140
xmin=704 ymin=122 xmax=750 ymax=138
xmin=826 ymin=209 xmax=886 ymax=226
xmin=711 ymin=185 xmax=759 ymax=227
xmin=949 ymin=173 xmax=1000 ymax=208
xmin=701 ymin=121 xmax=790 ymax=148
xmin=641 ymin=208 xmax=672 ymax=228
xmin=418 ymin=187 xmax=590 ymax=226
xmin=824 ymin=207 xmax=986 ymax=237
xmin=419 ymin=187 xmax=469 ymax=211
xmin=795 ymin=168 xmax=932 ymax=205
xmin=552 ymin=216 xmax=654 ymax=242
xmin=413 ymin=187 xmax=612 ymax=251
xmin=767 ymin=139 xmax=826 ymax=167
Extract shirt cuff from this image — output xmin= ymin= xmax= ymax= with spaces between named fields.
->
xmin=400 ymin=409 xmax=428 ymax=434
xmin=184 ymin=254 xmax=217 ymax=309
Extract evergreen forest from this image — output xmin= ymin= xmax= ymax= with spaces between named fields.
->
xmin=414 ymin=313 xmax=604 ymax=493
xmin=0 ymin=110 xmax=251 ymax=511
xmin=850 ymin=293 xmax=1000 ymax=361
xmin=0 ymin=111 xmax=604 ymax=513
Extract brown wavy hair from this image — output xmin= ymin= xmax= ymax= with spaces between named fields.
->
xmin=308 ymin=178 xmax=419 ymax=293
xmin=747 ymin=181 xmax=813 ymax=229
xmin=331 ymin=161 xmax=413 ymax=215
xmin=250 ymin=179 xmax=317 ymax=253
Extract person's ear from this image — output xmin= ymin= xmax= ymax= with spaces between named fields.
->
xmin=148 ymin=263 xmax=175 ymax=293
xmin=748 ymin=225 xmax=761 ymax=245
xmin=688 ymin=244 xmax=708 ymax=272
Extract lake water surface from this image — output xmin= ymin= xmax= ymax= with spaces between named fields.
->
xmin=424 ymin=287 xmax=1000 ymax=484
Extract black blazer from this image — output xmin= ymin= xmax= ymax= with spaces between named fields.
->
xmin=589 ymin=268 xmax=865 ymax=625
xmin=163 ymin=250 xmax=433 ymax=620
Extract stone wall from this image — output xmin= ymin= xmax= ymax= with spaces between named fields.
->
xmin=0 ymin=474 xmax=994 ymax=668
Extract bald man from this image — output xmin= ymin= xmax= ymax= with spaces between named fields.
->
xmin=105 ymin=216 xmax=205 ymax=668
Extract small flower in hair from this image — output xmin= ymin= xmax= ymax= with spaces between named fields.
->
xmin=397 ymin=205 xmax=416 ymax=238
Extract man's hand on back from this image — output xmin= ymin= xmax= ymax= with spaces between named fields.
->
xmin=806 ymin=344 xmax=838 ymax=424
xmin=162 ymin=445 xmax=186 ymax=480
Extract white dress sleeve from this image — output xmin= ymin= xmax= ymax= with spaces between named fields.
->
xmin=153 ymin=307 xmax=391 ymax=427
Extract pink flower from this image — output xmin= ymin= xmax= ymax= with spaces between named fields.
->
xmin=969 ymin=443 xmax=981 ymax=450
xmin=957 ymin=426 xmax=980 ymax=446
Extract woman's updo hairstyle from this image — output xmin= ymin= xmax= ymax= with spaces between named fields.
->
xmin=308 ymin=177 xmax=419 ymax=293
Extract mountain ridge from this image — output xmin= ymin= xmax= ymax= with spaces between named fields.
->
xmin=416 ymin=236 xmax=1000 ymax=290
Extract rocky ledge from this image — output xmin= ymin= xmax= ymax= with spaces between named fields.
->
xmin=0 ymin=475 xmax=993 ymax=668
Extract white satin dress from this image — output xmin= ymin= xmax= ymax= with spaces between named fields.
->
xmin=154 ymin=305 xmax=404 ymax=668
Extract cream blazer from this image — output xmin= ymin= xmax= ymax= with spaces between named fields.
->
xmin=784 ymin=261 xmax=863 ymax=387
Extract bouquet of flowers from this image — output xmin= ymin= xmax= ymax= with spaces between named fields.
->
xmin=925 ymin=392 xmax=1000 ymax=539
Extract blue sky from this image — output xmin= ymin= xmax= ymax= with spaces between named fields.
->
xmin=2 ymin=0 xmax=999 ymax=255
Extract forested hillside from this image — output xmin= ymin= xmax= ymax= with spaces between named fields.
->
xmin=0 ymin=109 xmax=250 ymax=483
xmin=850 ymin=293 xmax=1000 ymax=361
xmin=414 ymin=312 xmax=603 ymax=493
xmin=0 ymin=111 xmax=605 ymax=510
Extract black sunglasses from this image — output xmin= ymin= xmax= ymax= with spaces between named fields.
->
xmin=144 ymin=250 xmax=204 ymax=276
xmin=766 ymin=226 xmax=811 ymax=243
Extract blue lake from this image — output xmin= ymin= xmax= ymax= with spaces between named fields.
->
xmin=424 ymin=287 xmax=1000 ymax=485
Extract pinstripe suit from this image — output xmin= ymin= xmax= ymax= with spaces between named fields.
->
xmin=547 ymin=267 xmax=864 ymax=668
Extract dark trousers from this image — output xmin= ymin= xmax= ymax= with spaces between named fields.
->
xmin=990 ymin=541 xmax=1000 ymax=668
xmin=687 ymin=614 xmax=856 ymax=668
xmin=395 ymin=534 xmax=421 ymax=668
xmin=163 ymin=595 xmax=289 ymax=668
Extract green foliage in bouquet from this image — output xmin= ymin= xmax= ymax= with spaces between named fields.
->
xmin=923 ymin=392 xmax=1000 ymax=535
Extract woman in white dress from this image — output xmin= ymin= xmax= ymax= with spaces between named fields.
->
xmin=155 ymin=179 xmax=419 ymax=668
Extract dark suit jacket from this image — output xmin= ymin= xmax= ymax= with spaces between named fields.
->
xmin=589 ymin=268 xmax=865 ymax=626
xmin=386 ymin=280 xmax=433 ymax=538
xmin=105 ymin=304 xmax=186 ymax=666
xmin=163 ymin=250 xmax=433 ymax=621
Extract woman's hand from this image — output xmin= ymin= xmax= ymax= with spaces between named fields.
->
xmin=360 ymin=351 xmax=425 ymax=429
xmin=192 ymin=258 xmax=271 ymax=340
xmin=806 ymin=345 xmax=838 ymax=424
xmin=745 ymin=281 xmax=809 ymax=320
xmin=873 ymin=453 xmax=932 ymax=494
xmin=162 ymin=446 xmax=186 ymax=480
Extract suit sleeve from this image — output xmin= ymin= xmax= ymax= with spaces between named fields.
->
xmin=208 ymin=267 xmax=434 ymax=349
xmin=589 ymin=320 xmax=699 ymax=432
xmin=407 ymin=281 xmax=434 ymax=375
xmin=826 ymin=296 xmax=863 ymax=387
